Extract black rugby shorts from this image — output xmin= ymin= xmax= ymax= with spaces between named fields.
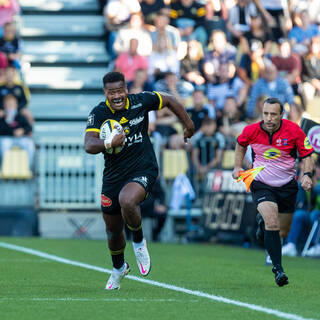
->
xmin=250 ymin=179 xmax=298 ymax=213
xmin=101 ymin=170 xmax=157 ymax=215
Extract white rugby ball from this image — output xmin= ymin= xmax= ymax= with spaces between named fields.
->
xmin=99 ymin=119 xmax=124 ymax=154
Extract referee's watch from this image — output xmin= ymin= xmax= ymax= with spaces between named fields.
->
xmin=303 ymin=172 xmax=313 ymax=179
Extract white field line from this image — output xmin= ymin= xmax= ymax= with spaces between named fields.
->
xmin=0 ymin=298 xmax=199 ymax=302
xmin=0 ymin=241 xmax=317 ymax=320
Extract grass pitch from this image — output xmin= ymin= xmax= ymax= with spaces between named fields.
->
xmin=0 ymin=237 xmax=319 ymax=320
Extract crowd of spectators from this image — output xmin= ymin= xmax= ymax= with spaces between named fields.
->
xmin=102 ymin=0 xmax=319 ymax=171
xmin=0 ymin=0 xmax=34 ymax=172
xmin=101 ymin=0 xmax=320 ymax=249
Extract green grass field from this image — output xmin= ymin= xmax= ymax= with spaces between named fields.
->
xmin=0 ymin=237 xmax=319 ymax=320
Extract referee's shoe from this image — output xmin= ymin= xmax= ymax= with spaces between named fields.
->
xmin=272 ymin=266 xmax=289 ymax=287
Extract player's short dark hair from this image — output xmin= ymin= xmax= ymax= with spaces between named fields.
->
xmin=103 ymin=71 xmax=125 ymax=87
xmin=263 ymin=97 xmax=284 ymax=114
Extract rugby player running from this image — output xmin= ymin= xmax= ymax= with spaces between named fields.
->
xmin=232 ymin=97 xmax=314 ymax=286
xmin=84 ymin=72 xmax=195 ymax=290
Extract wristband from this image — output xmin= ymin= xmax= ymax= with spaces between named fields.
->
xmin=303 ymin=172 xmax=313 ymax=179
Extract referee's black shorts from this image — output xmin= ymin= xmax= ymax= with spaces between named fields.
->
xmin=101 ymin=169 xmax=158 ymax=215
xmin=251 ymin=179 xmax=298 ymax=213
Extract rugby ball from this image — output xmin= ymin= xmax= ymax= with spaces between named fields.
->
xmin=99 ymin=119 xmax=124 ymax=154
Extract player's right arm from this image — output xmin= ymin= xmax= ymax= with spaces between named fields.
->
xmin=85 ymin=131 xmax=126 ymax=154
xmin=84 ymin=108 xmax=125 ymax=154
xmin=232 ymin=125 xmax=250 ymax=179
xmin=232 ymin=143 xmax=247 ymax=179
xmin=84 ymin=131 xmax=105 ymax=154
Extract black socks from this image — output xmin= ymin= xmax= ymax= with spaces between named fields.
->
xmin=264 ymin=230 xmax=282 ymax=270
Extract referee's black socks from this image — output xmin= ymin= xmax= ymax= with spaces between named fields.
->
xmin=264 ymin=230 xmax=282 ymax=270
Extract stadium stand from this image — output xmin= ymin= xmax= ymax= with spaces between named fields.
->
xmin=19 ymin=0 xmax=109 ymax=216
xmin=1 ymin=146 xmax=32 ymax=179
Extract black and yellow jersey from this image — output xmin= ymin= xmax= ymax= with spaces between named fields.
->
xmin=86 ymin=91 xmax=163 ymax=181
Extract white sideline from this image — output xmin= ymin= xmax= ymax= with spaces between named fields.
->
xmin=0 ymin=241 xmax=317 ymax=320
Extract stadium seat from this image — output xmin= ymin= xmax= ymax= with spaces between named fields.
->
xmin=21 ymin=15 xmax=105 ymax=38
xmin=307 ymin=97 xmax=320 ymax=123
xmin=1 ymin=147 xmax=33 ymax=179
xmin=222 ymin=150 xmax=235 ymax=169
xmin=162 ymin=149 xmax=189 ymax=180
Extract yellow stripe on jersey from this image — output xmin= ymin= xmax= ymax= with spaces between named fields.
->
xmin=86 ymin=128 xmax=100 ymax=133
xmin=153 ymin=91 xmax=163 ymax=110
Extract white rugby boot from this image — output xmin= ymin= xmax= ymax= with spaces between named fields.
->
xmin=105 ymin=262 xmax=130 ymax=290
xmin=133 ymin=239 xmax=151 ymax=276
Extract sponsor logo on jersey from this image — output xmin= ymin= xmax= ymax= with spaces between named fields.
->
xmin=119 ymin=117 xmax=128 ymax=124
xmin=131 ymin=103 xmax=142 ymax=109
xmin=132 ymin=176 xmax=148 ymax=188
xmin=127 ymin=132 xmax=143 ymax=146
xmin=263 ymin=148 xmax=281 ymax=159
xmin=123 ymin=126 xmax=130 ymax=135
xmin=304 ymin=136 xmax=313 ymax=150
xmin=101 ymin=194 xmax=112 ymax=207
xmin=129 ymin=116 xmax=144 ymax=126
xmin=87 ymin=114 xmax=94 ymax=126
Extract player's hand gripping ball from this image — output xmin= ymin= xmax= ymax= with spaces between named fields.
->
xmin=100 ymin=119 xmax=124 ymax=154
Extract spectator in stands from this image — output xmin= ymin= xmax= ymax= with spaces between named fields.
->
xmin=207 ymin=62 xmax=248 ymax=118
xmin=301 ymin=36 xmax=320 ymax=103
xmin=282 ymin=166 xmax=320 ymax=257
xmin=219 ymin=96 xmax=247 ymax=149
xmin=0 ymin=21 xmax=21 ymax=68
xmin=113 ymin=12 xmax=152 ymax=57
xmin=148 ymin=33 xmax=180 ymax=81
xmin=0 ymin=64 xmax=32 ymax=124
xmin=252 ymin=0 xmax=292 ymax=41
xmin=246 ymin=62 xmax=294 ymax=118
xmin=180 ymin=39 xmax=206 ymax=88
xmin=170 ymin=0 xmax=208 ymax=47
xmin=0 ymin=0 xmax=20 ymax=35
xmin=287 ymin=101 xmax=304 ymax=124
xmin=187 ymin=89 xmax=215 ymax=133
xmin=226 ymin=0 xmax=258 ymax=46
xmin=241 ymin=13 xmax=272 ymax=54
xmin=200 ymin=30 xmax=237 ymax=83
xmin=238 ymin=39 xmax=265 ymax=88
xmin=154 ymin=71 xmax=194 ymax=104
xmin=140 ymin=0 xmax=167 ymax=26
xmin=140 ymin=177 xmax=167 ymax=242
xmin=0 ymin=50 xmax=8 ymax=82
xmin=271 ymin=38 xmax=303 ymax=104
xmin=289 ymin=9 xmax=319 ymax=52
xmin=103 ymin=0 xmax=141 ymax=58
xmin=191 ymin=117 xmax=225 ymax=181
xmin=204 ymin=0 xmax=228 ymax=36
xmin=127 ymin=69 xmax=154 ymax=94
xmin=0 ymin=94 xmax=34 ymax=168
xmin=149 ymin=12 xmax=181 ymax=51
xmin=114 ymin=38 xmax=148 ymax=82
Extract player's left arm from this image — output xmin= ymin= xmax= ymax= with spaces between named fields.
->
xmin=159 ymin=92 xmax=195 ymax=142
xmin=296 ymin=126 xmax=314 ymax=191
xmin=301 ymin=155 xmax=314 ymax=192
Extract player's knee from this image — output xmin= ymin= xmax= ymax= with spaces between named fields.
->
xmin=264 ymin=217 xmax=279 ymax=230
xmin=119 ymin=194 xmax=137 ymax=211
